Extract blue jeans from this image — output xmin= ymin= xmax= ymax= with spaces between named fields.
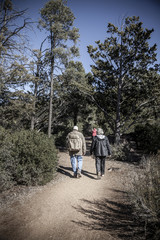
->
xmin=70 ymin=155 xmax=83 ymax=173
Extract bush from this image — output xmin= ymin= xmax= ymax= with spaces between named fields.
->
xmin=130 ymin=154 xmax=160 ymax=239
xmin=0 ymin=127 xmax=58 ymax=192
xmin=111 ymin=143 xmax=127 ymax=161
xmin=134 ymin=123 xmax=160 ymax=154
xmin=111 ymin=142 xmax=131 ymax=161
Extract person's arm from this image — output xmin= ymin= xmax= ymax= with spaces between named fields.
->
xmin=66 ymin=135 xmax=68 ymax=149
xmin=90 ymin=137 xmax=96 ymax=155
xmin=66 ymin=134 xmax=69 ymax=150
xmin=82 ymin=134 xmax=86 ymax=155
xmin=106 ymin=137 xmax=111 ymax=155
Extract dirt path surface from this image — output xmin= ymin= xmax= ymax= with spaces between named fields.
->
xmin=0 ymin=140 xmax=144 ymax=240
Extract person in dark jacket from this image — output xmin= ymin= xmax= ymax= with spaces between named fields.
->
xmin=90 ymin=128 xmax=111 ymax=179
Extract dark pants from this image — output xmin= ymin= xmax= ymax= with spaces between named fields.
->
xmin=95 ymin=156 xmax=106 ymax=175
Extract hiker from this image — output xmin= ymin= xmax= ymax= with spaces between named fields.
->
xmin=90 ymin=128 xmax=111 ymax=179
xmin=66 ymin=126 xmax=86 ymax=178
xmin=92 ymin=128 xmax=97 ymax=139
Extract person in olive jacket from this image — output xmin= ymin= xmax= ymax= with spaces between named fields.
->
xmin=66 ymin=126 xmax=86 ymax=178
xmin=90 ymin=128 xmax=111 ymax=179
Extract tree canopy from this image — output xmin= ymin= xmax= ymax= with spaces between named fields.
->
xmin=0 ymin=1 xmax=159 ymax=144
xmin=39 ymin=0 xmax=80 ymax=137
xmin=87 ymin=16 xmax=160 ymax=143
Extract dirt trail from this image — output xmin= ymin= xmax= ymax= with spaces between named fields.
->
xmin=0 ymin=140 xmax=143 ymax=240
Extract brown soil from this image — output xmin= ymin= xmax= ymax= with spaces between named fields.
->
xmin=0 ymin=140 xmax=144 ymax=240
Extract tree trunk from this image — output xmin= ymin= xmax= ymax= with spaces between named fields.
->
xmin=115 ymin=41 xmax=123 ymax=144
xmin=31 ymin=104 xmax=35 ymax=130
xmin=31 ymin=82 xmax=37 ymax=130
xmin=115 ymin=74 xmax=122 ymax=144
xmin=48 ymin=30 xmax=55 ymax=138
xmin=115 ymin=83 xmax=121 ymax=144
xmin=31 ymin=65 xmax=39 ymax=130
xmin=48 ymin=69 xmax=54 ymax=138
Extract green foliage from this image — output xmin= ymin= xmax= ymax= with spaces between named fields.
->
xmin=0 ymin=91 xmax=33 ymax=130
xmin=0 ymin=1 xmax=33 ymax=131
xmin=39 ymin=0 xmax=80 ymax=137
xmin=61 ymin=61 xmax=87 ymax=125
xmin=87 ymin=16 xmax=159 ymax=143
xmin=131 ymin=154 xmax=160 ymax=239
xmin=54 ymin=125 xmax=69 ymax=147
xmin=0 ymin=127 xmax=15 ymax=191
xmin=134 ymin=122 xmax=160 ymax=153
xmin=50 ymin=61 xmax=97 ymax=140
xmin=0 ymin=127 xmax=58 ymax=192
xmin=111 ymin=143 xmax=128 ymax=161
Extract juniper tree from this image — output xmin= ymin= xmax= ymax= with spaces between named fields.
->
xmin=39 ymin=0 xmax=79 ymax=138
xmin=61 ymin=61 xmax=88 ymax=126
xmin=0 ymin=0 xmax=31 ymax=58
xmin=0 ymin=0 xmax=33 ymax=129
xmin=29 ymin=38 xmax=49 ymax=131
xmin=87 ymin=16 xmax=159 ymax=144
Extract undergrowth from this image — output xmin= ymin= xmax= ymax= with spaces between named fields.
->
xmin=0 ymin=127 xmax=58 ymax=192
xmin=130 ymin=154 xmax=160 ymax=239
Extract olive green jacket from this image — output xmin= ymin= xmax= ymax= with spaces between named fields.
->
xmin=66 ymin=130 xmax=86 ymax=156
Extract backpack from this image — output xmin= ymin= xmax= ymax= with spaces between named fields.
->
xmin=68 ymin=132 xmax=81 ymax=152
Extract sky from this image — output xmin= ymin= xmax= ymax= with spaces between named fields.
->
xmin=12 ymin=0 xmax=160 ymax=73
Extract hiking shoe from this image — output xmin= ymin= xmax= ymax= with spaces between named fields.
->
xmin=97 ymin=172 xmax=101 ymax=180
xmin=73 ymin=172 xmax=77 ymax=178
xmin=77 ymin=172 xmax=82 ymax=178
xmin=77 ymin=170 xmax=82 ymax=178
xmin=108 ymin=168 xmax=112 ymax=172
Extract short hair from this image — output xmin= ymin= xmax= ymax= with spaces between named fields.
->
xmin=97 ymin=128 xmax=104 ymax=135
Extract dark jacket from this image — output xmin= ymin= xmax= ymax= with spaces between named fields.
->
xmin=90 ymin=135 xmax=111 ymax=157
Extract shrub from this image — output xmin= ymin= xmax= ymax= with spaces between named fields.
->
xmin=0 ymin=146 xmax=15 ymax=191
xmin=111 ymin=142 xmax=131 ymax=161
xmin=134 ymin=123 xmax=160 ymax=154
xmin=130 ymin=154 xmax=160 ymax=239
xmin=111 ymin=143 xmax=126 ymax=161
xmin=0 ymin=127 xmax=58 ymax=192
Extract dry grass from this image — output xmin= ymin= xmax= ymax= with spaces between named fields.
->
xmin=129 ymin=154 xmax=160 ymax=239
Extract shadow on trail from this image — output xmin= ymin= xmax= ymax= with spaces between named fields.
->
xmin=82 ymin=170 xmax=96 ymax=179
xmin=72 ymin=195 xmax=145 ymax=240
xmin=57 ymin=165 xmax=97 ymax=180
xmin=57 ymin=165 xmax=74 ymax=178
xmin=85 ymin=136 xmax=92 ymax=156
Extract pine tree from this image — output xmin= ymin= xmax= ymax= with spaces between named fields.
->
xmin=87 ymin=16 xmax=159 ymax=143
xmin=39 ymin=0 xmax=79 ymax=138
xmin=61 ymin=61 xmax=88 ymax=125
